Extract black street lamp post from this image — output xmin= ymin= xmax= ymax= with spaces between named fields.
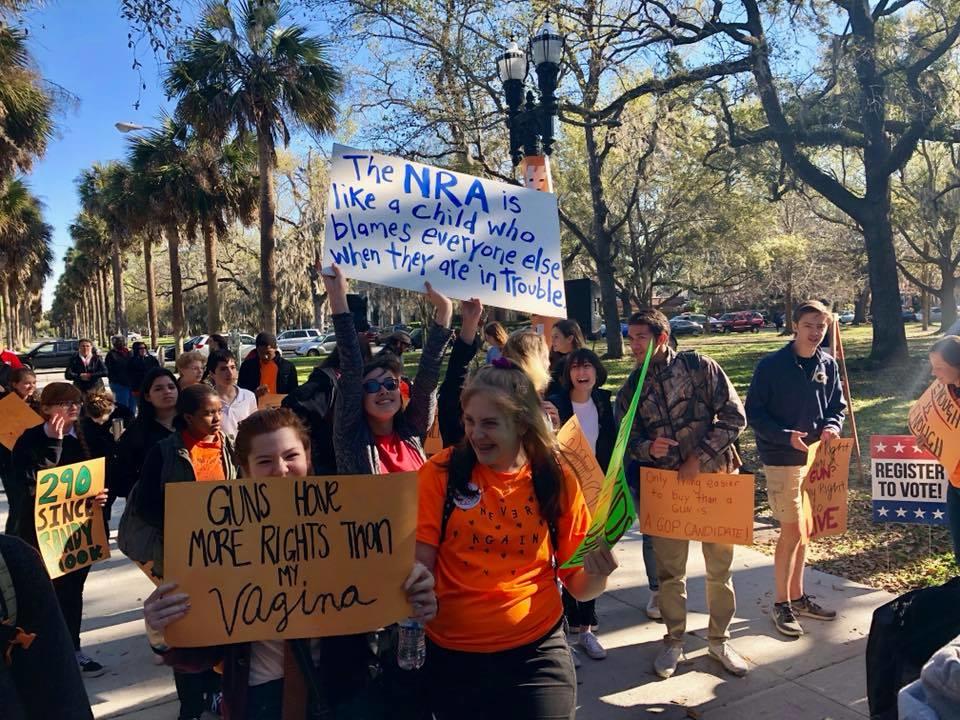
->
xmin=496 ymin=18 xmax=564 ymax=167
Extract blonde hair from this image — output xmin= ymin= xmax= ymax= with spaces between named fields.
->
xmin=501 ymin=329 xmax=551 ymax=396
xmin=175 ymin=350 xmax=205 ymax=371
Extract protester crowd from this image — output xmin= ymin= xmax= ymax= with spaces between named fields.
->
xmin=1 ymin=278 xmax=958 ymax=720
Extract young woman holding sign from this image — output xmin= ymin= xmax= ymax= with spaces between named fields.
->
xmin=927 ymin=336 xmax=960 ymax=564
xmin=9 ymin=381 xmax=107 ymax=678
xmin=322 ymin=264 xmax=454 ymax=475
xmin=0 ymin=367 xmax=39 ymax=533
xmin=142 ymin=408 xmax=437 ymax=720
xmin=416 ymin=361 xmax=617 ymax=719
xmin=547 ymin=348 xmax=616 ymax=661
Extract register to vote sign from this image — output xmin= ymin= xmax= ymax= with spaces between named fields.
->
xmin=870 ymin=434 xmax=948 ymax=526
xmin=324 ymin=145 xmax=566 ymax=316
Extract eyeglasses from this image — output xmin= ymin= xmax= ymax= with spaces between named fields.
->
xmin=362 ymin=378 xmax=400 ymax=394
xmin=55 ymin=401 xmax=82 ymax=409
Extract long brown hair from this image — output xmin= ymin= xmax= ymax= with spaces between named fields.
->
xmin=444 ymin=364 xmax=566 ymax=534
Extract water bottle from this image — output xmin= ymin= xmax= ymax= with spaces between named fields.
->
xmin=396 ymin=619 xmax=426 ymax=670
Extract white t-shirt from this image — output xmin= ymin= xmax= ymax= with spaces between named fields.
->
xmin=248 ymin=639 xmax=323 ymax=687
xmin=218 ymin=386 xmax=258 ymax=439
xmin=572 ymin=398 xmax=599 ymax=453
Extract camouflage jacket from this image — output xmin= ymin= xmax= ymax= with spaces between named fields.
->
xmin=615 ymin=348 xmax=745 ymax=473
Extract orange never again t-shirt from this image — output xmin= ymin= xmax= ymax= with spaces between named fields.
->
xmin=417 ymin=447 xmax=591 ymax=652
xmin=182 ymin=431 xmax=226 ymax=482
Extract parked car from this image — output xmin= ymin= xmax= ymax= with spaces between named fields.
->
xmin=294 ymin=333 xmax=338 ymax=357
xmin=163 ymin=333 xmax=256 ymax=361
xmin=669 ymin=317 xmax=703 ymax=336
xmin=598 ymin=321 xmax=629 ymax=338
xmin=838 ymin=311 xmax=855 ymax=324
xmin=718 ymin=311 xmax=764 ymax=333
xmin=377 ymin=324 xmax=412 ymax=344
xmin=677 ymin=313 xmax=724 ymax=332
xmin=276 ymin=328 xmax=322 ymax=354
xmin=18 ymin=339 xmax=80 ymax=369
xmin=902 ymin=308 xmax=918 ymax=322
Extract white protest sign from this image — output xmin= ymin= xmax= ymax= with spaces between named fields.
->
xmin=324 ymin=144 xmax=566 ymax=316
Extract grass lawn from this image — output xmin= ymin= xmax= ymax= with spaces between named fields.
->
xmin=287 ymin=323 xmax=957 ymax=592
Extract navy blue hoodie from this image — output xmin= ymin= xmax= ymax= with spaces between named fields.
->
xmin=745 ymin=342 xmax=847 ymax=466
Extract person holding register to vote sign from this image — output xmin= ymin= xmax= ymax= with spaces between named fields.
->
xmin=617 ymin=308 xmax=748 ymax=680
xmin=746 ymin=300 xmax=846 ymax=638
xmin=142 ymin=408 xmax=438 ymax=719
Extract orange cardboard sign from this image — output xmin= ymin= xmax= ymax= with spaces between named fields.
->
xmin=257 ymin=393 xmax=287 ymax=410
xmin=909 ymin=381 xmax=960 ymax=477
xmin=34 ymin=457 xmax=111 ymax=578
xmin=557 ymin=415 xmax=605 ymax=513
xmin=0 ymin=393 xmax=42 ymax=450
xmin=801 ymin=439 xmax=854 ymax=541
xmin=162 ymin=472 xmax=418 ymax=647
xmin=639 ymin=468 xmax=754 ymax=545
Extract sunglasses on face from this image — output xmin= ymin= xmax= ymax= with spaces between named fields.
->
xmin=362 ymin=378 xmax=400 ymax=394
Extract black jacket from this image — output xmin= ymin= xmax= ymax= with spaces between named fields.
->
xmin=9 ymin=424 xmax=90 ymax=546
xmin=79 ymin=405 xmax=133 ymax=497
xmin=437 ymin=335 xmax=480 ymax=447
xmin=237 ymin=354 xmax=299 ymax=395
xmin=127 ymin=353 xmax=160 ymax=395
xmin=745 ymin=342 xmax=847 ymax=466
xmin=0 ymin=535 xmax=94 ymax=720
xmin=282 ymin=366 xmax=339 ymax=475
xmin=64 ymin=355 xmax=107 ymax=394
xmin=114 ymin=416 xmax=175 ymax=498
xmin=548 ymin=388 xmax=616 ymax=473
xmin=104 ymin=349 xmax=131 ymax=386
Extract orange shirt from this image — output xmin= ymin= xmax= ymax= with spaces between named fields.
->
xmin=181 ymin=431 xmax=226 ymax=482
xmin=259 ymin=359 xmax=278 ymax=394
xmin=417 ymin=447 xmax=591 ymax=653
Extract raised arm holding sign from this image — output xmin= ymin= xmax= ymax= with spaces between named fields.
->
xmin=908 ymin=380 xmax=960 ymax=478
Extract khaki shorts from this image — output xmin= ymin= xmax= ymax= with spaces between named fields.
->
xmin=764 ymin=465 xmax=805 ymax=524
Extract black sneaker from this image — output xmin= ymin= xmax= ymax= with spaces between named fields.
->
xmin=772 ymin=602 xmax=803 ymax=637
xmin=793 ymin=594 xmax=837 ymax=621
xmin=76 ymin=652 xmax=106 ymax=678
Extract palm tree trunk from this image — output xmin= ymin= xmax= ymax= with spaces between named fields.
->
xmin=202 ymin=219 xmax=220 ymax=334
xmin=165 ymin=222 xmax=186 ymax=355
xmin=100 ymin=265 xmax=111 ymax=331
xmin=94 ymin=273 xmax=105 ymax=343
xmin=111 ymin=236 xmax=128 ymax=337
xmin=0 ymin=280 xmax=12 ymax=349
xmin=144 ymin=233 xmax=159 ymax=349
xmin=257 ymin=128 xmax=278 ymax=334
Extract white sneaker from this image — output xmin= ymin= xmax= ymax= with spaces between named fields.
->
xmin=578 ymin=630 xmax=607 ymax=660
xmin=653 ymin=643 xmax=684 ymax=678
xmin=708 ymin=642 xmax=748 ymax=677
xmin=645 ymin=591 xmax=662 ymax=620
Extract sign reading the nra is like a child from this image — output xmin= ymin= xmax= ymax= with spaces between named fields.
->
xmin=870 ymin=435 xmax=948 ymax=526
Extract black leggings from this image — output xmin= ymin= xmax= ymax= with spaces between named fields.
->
xmin=427 ymin=623 xmax=576 ymax=720
xmin=52 ymin=564 xmax=90 ymax=650
xmin=562 ymin=587 xmax=598 ymax=629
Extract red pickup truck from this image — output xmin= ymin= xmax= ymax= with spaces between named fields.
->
xmin=718 ymin=311 xmax=765 ymax=333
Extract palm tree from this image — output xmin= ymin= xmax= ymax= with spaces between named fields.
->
xmin=0 ymin=179 xmax=52 ymax=348
xmin=69 ymin=212 xmax=114 ymax=345
xmin=166 ymin=0 xmax=342 ymax=333
xmin=0 ymin=24 xmax=54 ymax=177
xmin=76 ymin=162 xmax=137 ymax=339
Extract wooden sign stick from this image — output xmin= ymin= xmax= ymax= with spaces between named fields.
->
xmin=834 ymin=322 xmax=864 ymax=484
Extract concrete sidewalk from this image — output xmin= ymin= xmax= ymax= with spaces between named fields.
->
xmin=3 ymin=497 xmax=889 ymax=719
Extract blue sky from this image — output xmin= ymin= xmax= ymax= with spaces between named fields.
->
xmin=22 ymin=2 xmax=176 ymax=310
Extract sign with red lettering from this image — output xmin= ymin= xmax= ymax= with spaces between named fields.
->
xmin=870 ymin=434 xmax=949 ymax=526
xmin=639 ymin=469 xmax=754 ymax=546
xmin=800 ymin=439 xmax=854 ymax=542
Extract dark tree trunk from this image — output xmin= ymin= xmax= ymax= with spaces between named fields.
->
xmin=939 ymin=267 xmax=957 ymax=333
xmin=144 ymin=234 xmax=159 ymax=349
xmin=202 ymin=220 xmax=220 ymax=334
xmin=863 ymin=216 xmax=908 ymax=361
xmin=257 ymin=126 xmax=278 ymax=334
xmin=854 ymin=284 xmax=870 ymax=324
xmin=111 ymin=236 xmax=128 ymax=338
xmin=782 ymin=281 xmax=794 ymax=335
xmin=166 ymin=222 xmax=186 ymax=355
xmin=619 ymin=286 xmax=632 ymax=320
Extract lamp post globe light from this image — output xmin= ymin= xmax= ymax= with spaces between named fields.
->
xmin=496 ymin=17 xmax=564 ymax=168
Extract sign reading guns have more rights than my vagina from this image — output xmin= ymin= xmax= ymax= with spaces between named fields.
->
xmin=324 ymin=144 xmax=566 ymax=316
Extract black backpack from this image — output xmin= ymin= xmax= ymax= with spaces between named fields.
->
xmin=866 ymin=576 xmax=960 ymax=719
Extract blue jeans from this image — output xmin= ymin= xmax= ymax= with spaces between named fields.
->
xmin=627 ymin=460 xmax=659 ymax=591
xmin=111 ymin=383 xmax=136 ymax=414
xmin=947 ymin=484 xmax=960 ymax=565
